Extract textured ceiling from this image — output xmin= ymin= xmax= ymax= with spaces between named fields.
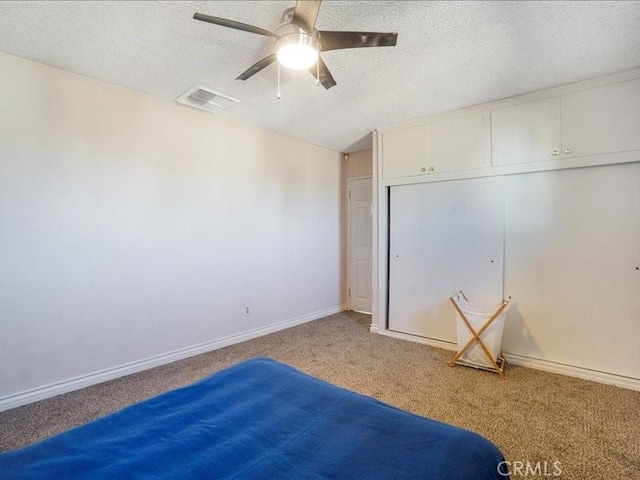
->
xmin=1 ymin=1 xmax=640 ymax=152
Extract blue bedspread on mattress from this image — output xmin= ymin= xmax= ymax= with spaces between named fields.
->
xmin=0 ymin=358 xmax=508 ymax=479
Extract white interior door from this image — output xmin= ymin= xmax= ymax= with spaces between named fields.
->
xmin=349 ymin=177 xmax=373 ymax=313
xmin=388 ymin=176 xmax=504 ymax=342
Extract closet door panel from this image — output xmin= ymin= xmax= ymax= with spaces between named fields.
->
xmin=503 ymin=163 xmax=640 ymax=378
xmin=388 ymin=177 xmax=504 ymax=341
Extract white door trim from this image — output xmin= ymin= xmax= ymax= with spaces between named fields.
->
xmin=347 ymin=175 xmax=373 ymax=313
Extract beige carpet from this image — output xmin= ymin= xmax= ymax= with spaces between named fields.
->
xmin=1 ymin=311 xmax=639 ymax=479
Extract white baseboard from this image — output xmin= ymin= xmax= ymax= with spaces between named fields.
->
xmin=503 ymin=352 xmax=640 ymax=392
xmin=380 ymin=329 xmax=458 ymax=351
xmin=369 ymin=323 xmax=379 ymax=333
xmin=0 ymin=304 xmax=346 ymax=412
xmin=378 ymin=329 xmax=640 ymax=391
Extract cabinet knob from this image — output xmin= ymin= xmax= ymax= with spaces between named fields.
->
xmin=428 ymin=166 xmax=434 ymax=172
xmin=564 ymin=148 xmax=573 ymax=155
xmin=551 ymin=150 xmax=560 ymax=156
xmin=420 ymin=167 xmax=426 ymax=172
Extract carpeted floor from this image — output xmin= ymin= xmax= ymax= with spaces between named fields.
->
xmin=1 ymin=311 xmax=639 ymax=478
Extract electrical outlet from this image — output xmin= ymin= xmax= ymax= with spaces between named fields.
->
xmin=245 ymin=306 xmax=250 ymax=316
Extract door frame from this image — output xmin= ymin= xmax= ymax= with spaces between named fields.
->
xmin=347 ymin=175 xmax=373 ymax=313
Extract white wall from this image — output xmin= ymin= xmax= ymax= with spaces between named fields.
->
xmin=0 ymin=52 xmax=343 ymax=406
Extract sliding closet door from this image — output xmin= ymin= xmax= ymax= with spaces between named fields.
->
xmin=503 ymin=163 xmax=640 ymax=378
xmin=388 ymin=176 xmax=504 ymax=342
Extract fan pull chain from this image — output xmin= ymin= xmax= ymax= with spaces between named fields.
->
xmin=277 ymin=62 xmax=281 ymax=99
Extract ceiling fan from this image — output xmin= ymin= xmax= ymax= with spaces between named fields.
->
xmin=193 ymin=0 xmax=398 ymax=90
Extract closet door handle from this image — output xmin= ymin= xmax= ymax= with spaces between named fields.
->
xmin=564 ymin=148 xmax=573 ymax=155
xmin=551 ymin=150 xmax=560 ymax=156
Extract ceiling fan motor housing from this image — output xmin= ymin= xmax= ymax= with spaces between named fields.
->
xmin=275 ymin=22 xmax=320 ymax=70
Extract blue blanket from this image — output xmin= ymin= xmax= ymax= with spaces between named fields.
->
xmin=0 ymin=358 xmax=508 ymax=479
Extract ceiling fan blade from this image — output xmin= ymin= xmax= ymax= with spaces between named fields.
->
xmin=292 ymin=0 xmax=322 ymax=33
xmin=319 ymin=31 xmax=398 ymax=52
xmin=193 ymin=13 xmax=276 ymax=38
xmin=309 ymin=56 xmax=336 ymax=90
xmin=236 ymin=54 xmax=277 ymax=81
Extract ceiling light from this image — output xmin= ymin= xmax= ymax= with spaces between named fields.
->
xmin=276 ymin=33 xmax=319 ymax=70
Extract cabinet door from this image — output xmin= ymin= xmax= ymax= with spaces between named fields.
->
xmin=562 ymin=78 xmax=640 ymax=158
xmin=382 ymin=112 xmax=485 ymax=179
xmin=491 ymin=97 xmax=562 ymax=166
xmin=388 ymin=176 xmax=504 ymax=342
xmin=428 ymin=112 xmax=485 ymax=173
xmin=382 ymin=123 xmax=429 ymax=179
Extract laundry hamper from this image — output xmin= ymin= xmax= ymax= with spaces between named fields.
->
xmin=449 ymin=291 xmax=511 ymax=377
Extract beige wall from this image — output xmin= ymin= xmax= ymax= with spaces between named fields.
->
xmin=0 ymin=52 xmax=343 ymax=406
xmin=343 ymin=150 xmax=373 ymax=179
xmin=340 ymin=149 xmax=373 ymax=306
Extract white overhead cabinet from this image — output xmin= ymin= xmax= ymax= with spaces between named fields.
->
xmin=561 ymin=78 xmax=640 ymax=158
xmin=491 ymin=97 xmax=562 ymax=166
xmin=491 ymin=78 xmax=640 ymax=166
xmin=381 ymin=122 xmax=429 ymax=179
xmin=428 ymin=113 xmax=486 ymax=172
xmin=382 ymin=112 xmax=486 ymax=179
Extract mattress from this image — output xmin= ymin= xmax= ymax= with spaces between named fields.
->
xmin=0 ymin=357 xmax=508 ymax=479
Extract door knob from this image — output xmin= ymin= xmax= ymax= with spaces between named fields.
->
xmin=551 ymin=150 xmax=560 ymax=156
xmin=564 ymin=148 xmax=573 ymax=154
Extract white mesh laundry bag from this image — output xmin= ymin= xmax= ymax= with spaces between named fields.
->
xmin=453 ymin=292 xmax=507 ymax=368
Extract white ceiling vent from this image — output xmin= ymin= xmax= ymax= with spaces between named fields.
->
xmin=176 ymin=85 xmax=239 ymax=113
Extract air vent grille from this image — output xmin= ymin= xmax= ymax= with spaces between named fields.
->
xmin=176 ymin=85 xmax=240 ymax=113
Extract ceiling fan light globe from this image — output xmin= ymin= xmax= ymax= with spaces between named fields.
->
xmin=276 ymin=33 xmax=319 ymax=70
xmin=277 ymin=44 xmax=318 ymax=70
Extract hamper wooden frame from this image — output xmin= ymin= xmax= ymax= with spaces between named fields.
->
xmin=449 ymin=291 xmax=512 ymax=378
